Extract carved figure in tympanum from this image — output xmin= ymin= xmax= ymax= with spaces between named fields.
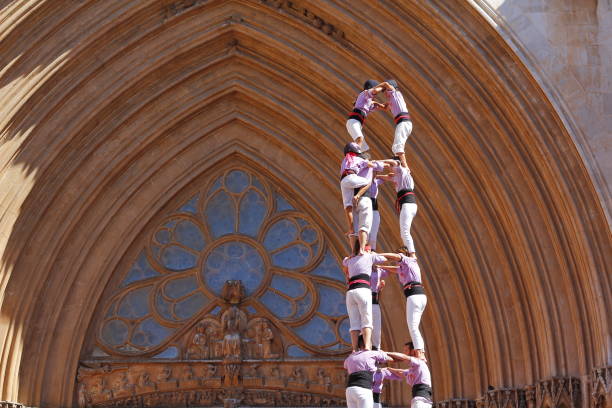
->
xmin=156 ymin=366 xmax=178 ymax=391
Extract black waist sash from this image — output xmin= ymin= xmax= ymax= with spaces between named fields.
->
xmin=403 ymin=281 xmax=425 ymax=297
xmin=370 ymin=196 xmax=378 ymax=210
xmin=394 ymin=111 xmax=412 ymax=125
xmin=372 ymin=292 xmax=379 ymax=304
xmin=347 ymin=370 xmax=374 ymax=389
xmin=412 ymin=383 xmax=432 ymax=400
xmin=397 ymin=189 xmax=417 ymax=205
xmin=348 ymin=108 xmax=366 ymax=124
xmin=348 ymin=273 xmax=371 ymax=290
xmin=373 ymin=392 xmax=381 ymax=403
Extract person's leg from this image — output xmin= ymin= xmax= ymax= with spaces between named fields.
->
xmin=347 ymin=290 xmax=362 ymax=351
xmin=392 ymin=120 xmax=413 ymax=156
xmin=369 ymin=210 xmax=380 ymax=250
xmin=356 ymin=288 xmax=373 ymax=350
xmin=399 ymin=203 xmax=418 ymax=256
xmin=371 ymin=303 xmax=382 ymax=349
xmin=354 ymin=387 xmax=374 ymax=408
xmin=356 ymin=198 xmax=373 ymax=253
xmin=347 ymin=118 xmax=368 ymax=151
xmin=406 ymin=294 xmax=427 ymax=353
xmin=346 ymin=387 xmax=358 ymax=408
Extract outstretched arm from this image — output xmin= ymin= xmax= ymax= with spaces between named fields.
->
xmin=385 ymin=352 xmax=411 ymax=362
xmin=377 ymin=253 xmax=401 ymax=261
xmin=379 ymin=265 xmax=399 ymax=274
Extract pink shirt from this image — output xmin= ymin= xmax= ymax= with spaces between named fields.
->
xmin=370 ymin=266 xmax=388 ymax=293
xmin=373 ymin=368 xmax=403 ymax=393
xmin=344 ymin=350 xmax=390 ymax=374
xmin=398 ymin=358 xmax=432 ymax=387
xmin=341 ymin=155 xmax=369 ymax=175
xmin=368 ymin=177 xmax=384 ymax=199
xmin=343 ymin=253 xmax=388 ymax=279
xmin=397 ymin=255 xmax=422 ymax=285
xmin=393 ymin=165 xmax=414 ymax=192
xmin=386 ymin=89 xmax=409 ymax=116
xmin=354 ymin=89 xmax=379 ymax=116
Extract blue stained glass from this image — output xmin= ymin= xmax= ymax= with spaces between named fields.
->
xmin=151 ymin=245 xmax=160 ymax=258
xmin=296 ymin=218 xmax=308 ymax=228
xmin=311 ymin=250 xmax=344 ymax=281
xmin=203 ymin=242 xmax=265 ymax=295
xmin=165 ymin=220 xmax=177 ymax=228
xmin=263 ymin=219 xmax=297 ymax=251
xmin=260 ymin=290 xmax=293 ymax=318
xmin=161 ymin=245 xmax=197 ymax=271
xmin=174 ymin=292 xmax=208 ymax=320
xmin=295 ymin=292 xmax=312 ymax=318
xmin=179 ymin=195 xmax=199 ymax=214
xmin=210 ymin=306 xmax=222 ymax=315
xmin=155 ymin=294 xmax=175 ymax=321
xmin=275 ymin=194 xmax=294 ymax=212
xmin=239 ymin=190 xmax=266 ymax=237
xmin=301 ymin=227 xmax=317 ymax=243
xmin=153 ymin=346 xmax=179 ymax=359
xmin=316 ymin=285 xmax=347 ymax=317
xmin=271 ymin=244 xmax=311 ymax=269
xmin=293 ymin=315 xmax=337 ymax=345
xmin=246 ymin=305 xmax=257 ymax=314
xmin=270 ymin=275 xmax=305 ymax=298
xmin=164 ymin=275 xmax=199 ymax=299
xmin=174 ymin=220 xmax=205 ymax=251
xmin=339 ymin=318 xmax=351 ymax=343
xmin=155 ymin=229 xmax=171 ymax=244
xmin=121 ymin=252 xmax=160 ymax=287
xmin=206 ymin=191 xmax=236 ymax=238
xmin=131 ymin=318 xmax=174 ymax=348
xmin=287 ymin=345 xmax=313 ymax=358
xmin=117 ymin=286 xmax=152 ymax=319
xmin=209 ymin=177 xmax=222 ymax=195
xmin=101 ymin=319 xmax=129 ymax=346
xmin=226 ymin=170 xmax=249 ymax=193
xmin=324 ymin=343 xmax=349 ymax=351
xmin=252 ymin=176 xmax=265 ymax=192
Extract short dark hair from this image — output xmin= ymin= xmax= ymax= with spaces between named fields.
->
xmin=363 ymin=79 xmax=378 ymax=90
xmin=358 ymin=335 xmax=365 ymax=349
xmin=385 ymin=79 xmax=399 ymax=89
xmin=397 ymin=246 xmax=410 ymax=255
xmin=404 ymin=341 xmax=414 ymax=349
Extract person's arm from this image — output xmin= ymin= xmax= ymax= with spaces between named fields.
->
xmin=372 ymin=101 xmax=389 ymax=111
xmin=342 ymin=264 xmax=349 ymax=281
xmin=387 ymin=367 xmax=406 ymax=377
xmin=385 ymin=351 xmax=411 ymax=362
xmin=377 ymin=253 xmax=401 ymax=261
xmin=379 ymin=265 xmax=399 ymax=274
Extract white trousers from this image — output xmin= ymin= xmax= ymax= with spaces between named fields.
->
xmin=372 ymin=303 xmax=382 ymax=349
xmin=373 ymin=403 xmax=382 ymax=408
xmin=406 ymin=294 xmax=427 ymax=350
xmin=411 ymin=397 xmax=433 ymax=408
xmin=346 ymin=386 xmax=373 ymax=408
xmin=392 ymin=120 xmax=413 ymax=154
xmin=346 ymin=118 xmax=370 ymax=151
xmin=352 ymin=197 xmax=373 ymax=234
xmin=369 ymin=210 xmax=380 ymax=250
xmin=341 ymin=174 xmax=371 ymax=208
xmin=346 ymin=287 xmax=373 ymax=331
xmin=399 ymin=202 xmax=418 ymax=253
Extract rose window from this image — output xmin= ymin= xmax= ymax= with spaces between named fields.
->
xmin=89 ymin=168 xmax=351 ymax=359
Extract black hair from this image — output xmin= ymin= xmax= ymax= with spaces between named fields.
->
xmin=344 ymin=142 xmax=361 ymax=156
xmin=404 ymin=341 xmax=414 ymax=349
xmin=397 ymin=246 xmax=410 ymax=256
xmin=357 ymin=335 xmax=365 ymax=349
xmin=363 ymin=79 xmax=378 ymax=90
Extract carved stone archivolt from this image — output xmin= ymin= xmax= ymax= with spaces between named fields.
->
xmin=77 ymin=281 xmax=346 ymax=407
xmin=591 ymin=367 xmax=611 ymax=408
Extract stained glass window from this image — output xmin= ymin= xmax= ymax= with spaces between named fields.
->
xmin=88 ymin=168 xmax=349 ymax=358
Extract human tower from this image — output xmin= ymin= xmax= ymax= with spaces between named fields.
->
xmin=340 ymin=80 xmax=432 ymax=408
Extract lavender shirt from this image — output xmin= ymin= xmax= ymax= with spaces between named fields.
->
xmin=373 ymin=368 xmax=403 ymax=393
xmin=368 ymin=178 xmax=384 ymax=200
xmin=341 ymin=155 xmax=369 ymax=175
xmin=399 ymin=358 xmax=432 ymax=387
xmin=343 ymin=253 xmax=387 ymax=279
xmin=386 ymin=89 xmax=409 ymax=117
xmin=393 ymin=165 xmax=415 ymax=192
xmin=354 ymin=89 xmax=378 ymax=116
xmin=397 ymin=255 xmax=422 ymax=285
xmin=344 ymin=350 xmax=390 ymax=374
xmin=370 ymin=266 xmax=388 ymax=293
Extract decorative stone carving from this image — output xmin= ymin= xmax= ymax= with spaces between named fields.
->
xmin=535 ymin=377 xmax=581 ymax=408
xmin=259 ymin=0 xmax=348 ymax=44
xmin=591 ymin=367 xmax=611 ymax=408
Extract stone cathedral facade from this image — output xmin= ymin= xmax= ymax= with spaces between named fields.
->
xmin=0 ymin=1 xmax=609 ymax=408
